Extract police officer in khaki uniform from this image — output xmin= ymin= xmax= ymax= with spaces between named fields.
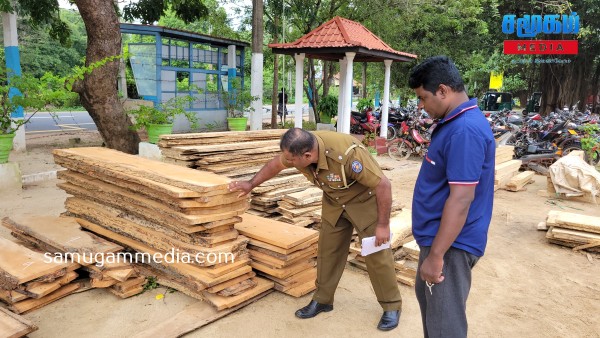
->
xmin=229 ymin=128 xmax=402 ymax=331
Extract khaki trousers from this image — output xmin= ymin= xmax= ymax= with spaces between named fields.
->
xmin=312 ymin=212 xmax=402 ymax=311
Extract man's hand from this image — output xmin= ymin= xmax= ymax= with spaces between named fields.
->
xmin=419 ymin=254 xmax=445 ymax=285
xmin=374 ymin=224 xmax=390 ymax=246
xmin=228 ymin=180 xmax=253 ymax=198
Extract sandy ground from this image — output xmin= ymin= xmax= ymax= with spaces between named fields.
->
xmin=1 ymin=131 xmax=599 ymax=338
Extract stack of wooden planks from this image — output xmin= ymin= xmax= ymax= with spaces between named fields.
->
xmin=276 ymin=187 xmax=323 ymax=227
xmin=495 ymin=145 xmax=515 ymax=164
xmin=235 ymin=214 xmax=319 ymax=297
xmin=0 ymin=307 xmax=38 ymax=338
xmin=348 ymin=209 xmax=417 ymax=286
xmin=53 ymin=147 xmax=273 ymax=311
xmin=158 ymin=130 xmax=286 ymax=174
xmin=1 ymin=216 xmax=144 ymax=299
xmin=157 ymin=130 xmax=322 ymax=222
xmin=543 ymin=210 xmax=600 ymax=253
xmin=0 ymin=235 xmax=82 ymax=314
xmin=495 ymin=159 xmax=522 ymax=191
xmin=504 ymin=171 xmax=535 ymax=192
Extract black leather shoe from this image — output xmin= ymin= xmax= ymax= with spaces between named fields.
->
xmin=294 ymin=300 xmax=333 ymax=319
xmin=377 ymin=310 xmax=400 ymax=331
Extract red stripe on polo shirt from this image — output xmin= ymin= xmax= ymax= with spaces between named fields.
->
xmin=444 ymin=105 xmax=478 ymax=123
xmin=448 ymin=181 xmax=479 ymax=185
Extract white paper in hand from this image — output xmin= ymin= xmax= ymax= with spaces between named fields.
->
xmin=360 ymin=234 xmax=393 ymax=256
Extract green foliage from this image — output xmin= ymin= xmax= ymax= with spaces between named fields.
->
xmin=317 ymin=94 xmax=338 ymax=118
xmin=214 ymin=78 xmax=258 ymax=118
xmin=282 ymin=120 xmax=317 ymax=131
xmin=143 ymin=276 xmax=159 ymax=291
xmin=65 ymin=54 xmax=124 ymax=91
xmin=580 ymin=124 xmax=599 ymax=163
xmin=126 ymin=95 xmax=199 ymax=130
xmin=362 ymin=131 xmax=376 ymax=147
xmin=356 ymin=98 xmax=373 ymax=113
xmin=123 ymin=0 xmax=209 ymax=24
xmin=0 ymin=68 xmax=72 ymax=134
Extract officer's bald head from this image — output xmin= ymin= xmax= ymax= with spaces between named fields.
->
xmin=280 ymin=128 xmax=316 ymax=156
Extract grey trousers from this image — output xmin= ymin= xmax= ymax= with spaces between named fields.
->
xmin=415 ymin=246 xmax=480 ymax=338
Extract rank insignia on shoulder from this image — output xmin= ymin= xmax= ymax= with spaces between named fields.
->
xmin=351 ymin=160 xmax=363 ymax=173
xmin=326 ymin=173 xmax=342 ymax=182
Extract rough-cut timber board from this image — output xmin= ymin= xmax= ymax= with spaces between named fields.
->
xmin=248 ymin=248 xmax=316 ymax=268
xmin=76 ymin=218 xmax=252 ymax=288
xmin=202 ymin=277 xmax=273 ymax=311
xmin=0 ymin=306 xmax=38 ymax=338
xmin=108 ymin=285 xmax=144 ymax=299
xmin=131 ymin=290 xmax=273 ymax=338
xmin=66 ymin=198 xmax=248 ymax=262
xmin=18 ymin=271 xmax=78 ymax=299
xmin=250 ymin=259 xmax=316 ymax=279
xmin=553 ymin=211 xmax=600 ymax=234
xmin=54 ymin=147 xmax=233 ymax=193
xmin=248 ymin=242 xmax=318 ymax=261
xmin=9 ymin=282 xmax=80 ymax=314
xmin=112 ymin=276 xmax=145 ymax=294
xmin=236 ymin=214 xmax=319 ymax=249
xmin=60 ymin=182 xmax=246 ymax=226
xmin=205 ymin=272 xmax=256 ymax=293
xmin=260 ymin=267 xmax=317 ymax=290
xmin=282 ymin=187 xmax=323 ymax=204
xmin=2 ymin=216 xmax=122 ymax=258
xmin=390 ymin=209 xmax=413 ymax=249
xmin=54 ymin=157 xmax=204 ymax=199
xmin=248 ymin=236 xmax=319 ymax=255
xmin=0 ymin=290 xmax=28 ymax=304
xmin=283 ymin=279 xmax=316 ymax=297
xmin=58 ymin=170 xmax=243 ymax=209
xmin=0 ymin=237 xmax=72 ymax=289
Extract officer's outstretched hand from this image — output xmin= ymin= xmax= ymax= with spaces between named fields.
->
xmin=374 ymin=225 xmax=390 ymax=246
xmin=229 ymin=180 xmax=253 ymax=198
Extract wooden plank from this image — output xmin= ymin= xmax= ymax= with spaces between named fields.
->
xmin=53 ymin=147 xmax=234 ymax=193
xmin=112 ymin=276 xmax=146 ymax=294
xmin=202 ymin=277 xmax=274 ymax=311
xmin=282 ymin=187 xmax=323 ymax=204
xmin=389 ymin=209 xmax=413 ymax=249
xmin=2 ymin=216 xmax=122 ymax=259
xmin=250 ymin=259 xmax=316 ymax=279
xmin=235 ymin=214 xmax=318 ymax=249
xmin=248 ymin=248 xmax=316 ymax=268
xmin=10 ymin=282 xmax=81 ymax=314
xmin=553 ymin=211 xmax=600 ymax=234
xmin=66 ymin=198 xmax=248 ymax=262
xmin=0 ymin=237 xmax=72 ymax=289
xmin=205 ymin=272 xmax=256 ymax=294
xmin=283 ymin=279 xmax=316 ymax=297
xmin=505 ymin=171 xmax=535 ymax=191
xmin=494 ymin=160 xmax=522 ymax=176
xmin=0 ymin=306 xmax=38 ymax=338
xmin=75 ymin=218 xmax=252 ymax=288
xmin=131 ymin=290 xmax=273 ymax=338
xmin=19 ymin=271 xmax=78 ymax=299
xmin=247 ymin=236 xmax=319 ymax=255
xmin=108 ymin=285 xmax=144 ymax=299
xmin=0 ymin=290 xmax=28 ymax=304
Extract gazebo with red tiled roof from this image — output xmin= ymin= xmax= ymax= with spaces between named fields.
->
xmin=268 ymin=17 xmax=417 ymax=136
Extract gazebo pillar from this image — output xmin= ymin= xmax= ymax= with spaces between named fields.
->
xmin=380 ymin=59 xmax=393 ymax=139
xmin=294 ymin=53 xmax=305 ymax=128
xmin=336 ymin=57 xmax=347 ymax=133
xmin=342 ymin=52 xmax=355 ymax=134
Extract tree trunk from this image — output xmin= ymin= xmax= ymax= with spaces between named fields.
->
xmin=322 ymin=60 xmax=330 ymax=97
xmin=305 ymin=58 xmax=319 ymax=123
xmin=271 ymin=15 xmax=279 ymax=128
xmin=74 ymin=0 xmax=140 ymax=154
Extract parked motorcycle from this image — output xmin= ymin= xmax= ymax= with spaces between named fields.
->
xmin=387 ymin=117 xmax=432 ymax=160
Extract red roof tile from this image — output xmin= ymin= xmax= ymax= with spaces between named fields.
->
xmin=269 ymin=17 xmax=416 ymax=59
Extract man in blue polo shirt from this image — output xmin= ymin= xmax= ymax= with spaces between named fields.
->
xmin=408 ymin=56 xmax=495 ymax=338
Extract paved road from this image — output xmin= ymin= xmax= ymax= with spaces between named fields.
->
xmin=25 ymin=111 xmax=97 ymax=134
xmin=24 ymin=104 xmax=313 ymax=134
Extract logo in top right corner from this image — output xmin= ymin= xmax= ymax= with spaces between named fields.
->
xmin=502 ymin=13 xmax=579 ymax=55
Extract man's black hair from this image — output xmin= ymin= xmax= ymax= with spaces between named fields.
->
xmin=408 ymin=56 xmax=465 ymax=94
xmin=280 ymin=128 xmax=315 ymax=156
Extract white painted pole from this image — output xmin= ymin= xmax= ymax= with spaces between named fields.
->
xmin=381 ymin=60 xmax=393 ymax=139
xmin=343 ymin=52 xmax=355 ymax=134
xmin=294 ymin=53 xmax=305 ymax=128
xmin=250 ymin=53 xmax=263 ymax=130
xmin=337 ymin=57 xmax=347 ymax=133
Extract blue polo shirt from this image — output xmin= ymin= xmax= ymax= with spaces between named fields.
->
xmin=412 ymin=98 xmax=495 ymax=257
